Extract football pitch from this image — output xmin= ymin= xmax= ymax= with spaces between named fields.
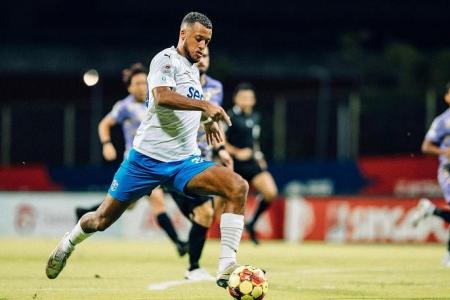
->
xmin=1 ymin=238 xmax=450 ymax=300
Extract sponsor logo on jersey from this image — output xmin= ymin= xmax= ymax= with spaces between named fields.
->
xmin=191 ymin=157 xmax=205 ymax=164
xmin=187 ymin=87 xmax=203 ymax=100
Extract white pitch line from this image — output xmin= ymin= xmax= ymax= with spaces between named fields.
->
xmin=148 ymin=278 xmax=214 ymax=291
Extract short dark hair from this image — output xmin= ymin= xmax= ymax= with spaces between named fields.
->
xmin=233 ymin=82 xmax=255 ymax=98
xmin=122 ymin=63 xmax=147 ymax=87
xmin=181 ymin=12 xmax=212 ymax=29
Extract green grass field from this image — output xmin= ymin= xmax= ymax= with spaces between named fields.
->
xmin=1 ymin=238 xmax=450 ymax=300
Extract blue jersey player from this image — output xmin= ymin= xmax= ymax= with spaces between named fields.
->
xmin=413 ymin=82 xmax=450 ymax=266
xmin=46 ymin=12 xmax=248 ymax=289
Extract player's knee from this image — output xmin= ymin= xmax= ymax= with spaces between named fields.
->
xmin=203 ymin=205 xmax=215 ymax=227
xmin=193 ymin=202 xmax=215 ymax=227
xmin=95 ymin=216 xmax=112 ymax=232
xmin=227 ymin=175 xmax=249 ymax=204
xmin=195 ymin=206 xmax=214 ymax=227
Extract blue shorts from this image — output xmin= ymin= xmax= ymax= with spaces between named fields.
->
xmin=108 ymin=148 xmax=216 ymax=202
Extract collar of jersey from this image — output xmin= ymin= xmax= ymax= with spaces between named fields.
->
xmin=171 ymin=46 xmax=195 ymax=67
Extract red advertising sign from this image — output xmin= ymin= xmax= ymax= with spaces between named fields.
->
xmin=209 ymin=196 xmax=449 ymax=243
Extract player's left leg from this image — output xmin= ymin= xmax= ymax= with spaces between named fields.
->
xmin=179 ymin=165 xmax=248 ymax=288
xmin=246 ymin=171 xmax=278 ymax=245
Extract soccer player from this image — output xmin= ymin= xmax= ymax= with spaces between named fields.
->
xmin=46 ymin=12 xmax=248 ymax=289
xmin=196 ymin=46 xmax=232 ymax=167
xmin=412 ymin=82 xmax=450 ymax=266
xmin=224 ymin=83 xmax=278 ymax=245
xmin=75 ymin=63 xmax=189 ymax=257
xmin=78 ymin=50 xmax=230 ymax=281
xmin=170 ymin=46 xmax=233 ymax=280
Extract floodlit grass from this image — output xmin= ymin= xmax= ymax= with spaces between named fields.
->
xmin=1 ymin=238 xmax=450 ymax=299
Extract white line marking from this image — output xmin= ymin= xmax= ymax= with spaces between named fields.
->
xmin=148 ymin=279 xmax=213 ymax=291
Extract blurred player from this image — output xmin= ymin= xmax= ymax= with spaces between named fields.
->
xmin=46 ymin=12 xmax=248 ymax=290
xmin=224 ymin=83 xmax=278 ymax=245
xmin=412 ymin=82 xmax=450 ymax=266
xmin=75 ymin=63 xmax=189 ymax=257
xmin=197 ymin=46 xmax=232 ymax=168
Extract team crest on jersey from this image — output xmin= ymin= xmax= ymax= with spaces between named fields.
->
xmin=191 ymin=157 xmax=205 ymax=164
xmin=110 ymin=179 xmax=119 ymax=192
xmin=162 ymin=64 xmax=172 ymax=75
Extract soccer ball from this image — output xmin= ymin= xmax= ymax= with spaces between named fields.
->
xmin=227 ymin=265 xmax=268 ymax=300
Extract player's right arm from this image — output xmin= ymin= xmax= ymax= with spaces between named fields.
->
xmin=98 ymin=115 xmax=118 ymax=161
xmin=149 ymin=52 xmax=231 ymax=125
xmin=421 ymin=138 xmax=450 ymax=157
xmin=99 ymin=100 xmax=130 ymax=160
xmin=153 ymin=87 xmax=231 ymax=125
xmin=422 ymin=118 xmax=450 ymax=157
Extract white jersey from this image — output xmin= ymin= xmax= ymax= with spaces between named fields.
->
xmin=133 ymin=46 xmax=204 ymax=162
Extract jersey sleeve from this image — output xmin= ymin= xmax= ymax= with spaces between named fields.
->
xmin=107 ymin=101 xmax=127 ymax=124
xmin=148 ymin=53 xmax=177 ymax=91
xmin=425 ymin=117 xmax=444 ymax=144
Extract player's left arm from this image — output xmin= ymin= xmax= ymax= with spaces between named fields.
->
xmin=202 ymin=120 xmax=225 ymax=145
xmin=211 ymin=131 xmax=233 ymax=169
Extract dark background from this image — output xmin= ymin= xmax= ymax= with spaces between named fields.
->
xmin=1 ymin=0 xmax=450 ymax=165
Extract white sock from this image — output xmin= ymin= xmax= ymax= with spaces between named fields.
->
xmin=219 ymin=213 xmax=244 ymax=272
xmin=63 ymin=213 xmax=94 ymax=252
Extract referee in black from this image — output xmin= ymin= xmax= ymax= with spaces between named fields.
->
xmin=224 ymin=83 xmax=278 ymax=245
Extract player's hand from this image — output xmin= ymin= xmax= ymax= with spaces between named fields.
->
xmin=217 ymin=149 xmax=234 ymax=169
xmin=256 ymin=157 xmax=268 ymax=170
xmin=204 ymin=102 xmax=232 ymax=126
xmin=234 ymin=148 xmax=253 ymax=161
xmin=204 ymin=121 xmax=224 ymax=145
xmin=102 ymin=142 xmax=117 ymax=161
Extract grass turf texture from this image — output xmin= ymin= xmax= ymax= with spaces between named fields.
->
xmin=1 ymin=238 xmax=450 ymax=299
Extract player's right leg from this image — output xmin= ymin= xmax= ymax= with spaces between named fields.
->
xmin=46 ymin=194 xmax=130 ymax=279
xmin=148 ymin=188 xmax=188 ymax=256
xmin=46 ymin=149 xmax=160 ymax=279
xmin=75 ymin=203 xmax=101 ymax=221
